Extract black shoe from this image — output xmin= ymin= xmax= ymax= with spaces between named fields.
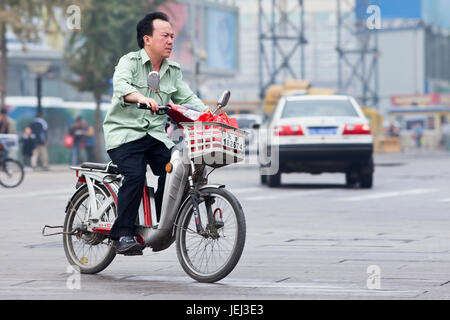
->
xmin=115 ymin=236 xmax=140 ymax=254
xmin=123 ymin=248 xmax=144 ymax=256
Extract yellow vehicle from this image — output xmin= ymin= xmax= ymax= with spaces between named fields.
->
xmin=263 ymin=79 xmax=335 ymax=115
xmin=362 ymin=107 xmax=401 ymax=153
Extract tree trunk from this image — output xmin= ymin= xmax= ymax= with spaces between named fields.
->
xmin=94 ymin=93 xmax=103 ymax=163
xmin=0 ymin=21 xmax=7 ymax=111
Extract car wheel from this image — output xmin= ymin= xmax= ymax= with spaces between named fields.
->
xmin=360 ymin=173 xmax=373 ymax=189
xmin=267 ymin=172 xmax=281 ymax=188
xmin=345 ymin=171 xmax=358 ymax=187
xmin=260 ymin=175 xmax=267 ymax=185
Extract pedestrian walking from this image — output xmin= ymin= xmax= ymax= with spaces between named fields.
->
xmin=20 ymin=126 xmax=36 ymax=170
xmin=82 ymin=120 xmax=96 ymax=162
xmin=0 ymin=108 xmax=16 ymax=134
xmin=29 ymin=113 xmax=49 ymax=170
xmin=412 ymin=123 xmax=424 ymax=149
xmin=69 ymin=116 xmax=84 ymax=165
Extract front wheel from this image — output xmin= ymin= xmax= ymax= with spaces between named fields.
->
xmin=175 ymin=187 xmax=246 ymax=283
xmin=0 ymin=158 xmax=24 ymax=188
xmin=267 ymin=171 xmax=281 ymax=188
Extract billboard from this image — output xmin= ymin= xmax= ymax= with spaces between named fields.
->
xmin=158 ymin=1 xmax=239 ymax=75
xmin=158 ymin=2 xmax=194 ymax=67
xmin=206 ymin=7 xmax=238 ymax=71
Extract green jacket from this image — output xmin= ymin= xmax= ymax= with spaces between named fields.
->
xmin=103 ymin=48 xmax=207 ymax=151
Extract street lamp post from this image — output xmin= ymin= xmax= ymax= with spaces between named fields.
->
xmin=26 ymin=61 xmax=51 ymax=116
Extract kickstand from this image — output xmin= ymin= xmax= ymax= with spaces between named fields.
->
xmin=42 ymin=225 xmax=72 ymax=237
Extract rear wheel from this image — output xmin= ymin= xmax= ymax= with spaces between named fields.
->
xmin=176 ymin=187 xmax=246 ymax=283
xmin=345 ymin=171 xmax=358 ymax=187
xmin=360 ymin=173 xmax=373 ymax=189
xmin=63 ymin=185 xmax=117 ymax=274
xmin=359 ymin=157 xmax=374 ymax=189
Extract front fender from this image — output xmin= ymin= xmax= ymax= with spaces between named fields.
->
xmin=171 ymin=184 xmax=225 ymax=237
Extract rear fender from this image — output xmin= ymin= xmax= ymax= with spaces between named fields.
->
xmin=65 ymin=185 xmax=88 ymax=214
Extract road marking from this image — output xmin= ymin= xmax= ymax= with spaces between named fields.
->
xmin=335 ymin=188 xmax=438 ymax=202
xmin=243 ymin=189 xmax=330 ymax=201
xmin=0 ymin=188 xmax=73 ymax=199
xmin=229 ymin=187 xmax=262 ymax=194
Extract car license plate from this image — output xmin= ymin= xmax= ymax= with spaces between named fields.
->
xmin=308 ymin=127 xmax=337 ymax=135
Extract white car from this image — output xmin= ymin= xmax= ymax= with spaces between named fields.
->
xmin=260 ymin=95 xmax=374 ymax=188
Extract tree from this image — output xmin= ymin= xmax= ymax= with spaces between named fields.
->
xmin=0 ymin=0 xmax=85 ymax=111
xmin=64 ymin=0 xmax=167 ymax=162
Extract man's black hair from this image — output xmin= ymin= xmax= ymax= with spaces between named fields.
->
xmin=136 ymin=12 xmax=170 ymax=49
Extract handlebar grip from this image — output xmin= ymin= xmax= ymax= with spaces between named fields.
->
xmin=137 ymin=104 xmax=171 ymax=115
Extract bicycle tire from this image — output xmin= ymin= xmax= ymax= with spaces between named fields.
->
xmin=63 ymin=184 xmax=116 ymax=274
xmin=175 ymin=187 xmax=246 ymax=283
xmin=0 ymin=158 xmax=24 ymax=188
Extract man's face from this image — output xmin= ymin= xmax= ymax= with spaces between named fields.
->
xmin=145 ymin=19 xmax=174 ymax=59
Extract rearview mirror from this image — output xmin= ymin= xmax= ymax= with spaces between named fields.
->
xmin=217 ymin=90 xmax=231 ymax=108
xmin=147 ymin=71 xmax=160 ymax=91
xmin=147 ymin=71 xmax=163 ymax=105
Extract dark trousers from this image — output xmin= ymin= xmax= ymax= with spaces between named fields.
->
xmin=107 ymin=134 xmax=171 ymax=240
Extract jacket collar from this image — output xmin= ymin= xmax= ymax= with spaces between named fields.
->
xmin=140 ymin=48 xmax=169 ymax=77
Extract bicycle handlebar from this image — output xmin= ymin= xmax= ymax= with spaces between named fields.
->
xmin=138 ymin=104 xmax=171 ymax=115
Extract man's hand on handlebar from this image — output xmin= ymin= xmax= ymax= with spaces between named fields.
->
xmin=137 ymin=97 xmax=159 ymax=115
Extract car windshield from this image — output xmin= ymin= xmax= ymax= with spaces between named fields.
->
xmin=281 ymin=99 xmax=358 ymax=118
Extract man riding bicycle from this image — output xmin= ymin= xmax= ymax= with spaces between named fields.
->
xmin=103 ymin=12 xmax=208 ymax=254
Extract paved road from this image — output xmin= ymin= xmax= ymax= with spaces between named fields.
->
xmin=1 ymin=151 xmax=450 ymax=300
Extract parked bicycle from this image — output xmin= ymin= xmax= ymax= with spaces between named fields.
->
xmin=43 ymin=72 xmax=247 ymax=283
xmin=0 ymin=141 xmax=24 ymax=188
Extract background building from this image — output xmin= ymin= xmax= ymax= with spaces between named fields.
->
xmin=1 ymin=0 xmax=449 ymax=163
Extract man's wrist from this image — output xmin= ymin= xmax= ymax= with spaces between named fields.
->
xmin=124 ymin=91 xmax=143 ymax=103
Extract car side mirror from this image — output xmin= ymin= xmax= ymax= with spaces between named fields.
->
xmin=252 ymin=123 xmax=261 ymax=130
